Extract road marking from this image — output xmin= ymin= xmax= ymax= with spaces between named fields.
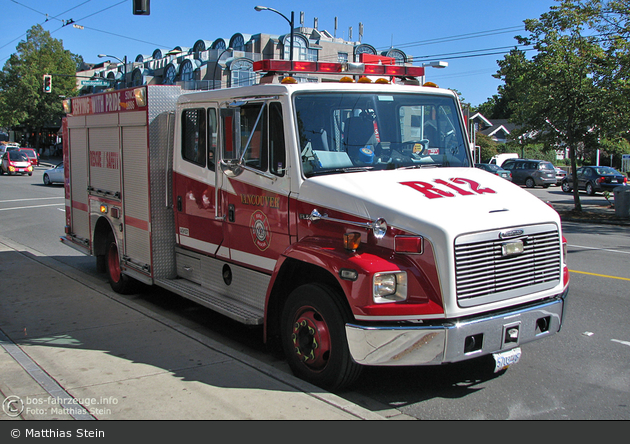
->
xmin=0 ymin=203 xmax=64 ymax=211
xmin=611 ymin=339 xmax=630 ymax=347
xmin=569 ymin=244 xmax=630 ymax=255
xmin=0 ymin=197 xmax=64 ymax=203
xmin=569 ymin=269 xmax=630 ymax=281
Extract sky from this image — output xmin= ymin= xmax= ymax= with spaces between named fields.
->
xmin=1 ymin=0 xmax=561 ymax=107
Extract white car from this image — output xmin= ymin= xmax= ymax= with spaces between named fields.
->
xmin=43 ymin=162 xmax=64 ymax=185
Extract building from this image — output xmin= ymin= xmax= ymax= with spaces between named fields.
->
xmin=76 ymin=18 xmax=414 ymax=95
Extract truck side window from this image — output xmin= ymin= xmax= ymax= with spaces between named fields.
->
xmin=240 ymin=104 xmax=268 ymax=172
xmin=181 ymin=108 xmax=206 ymax=167
xmin=207 ymin=108 xmax=217 ymax=171
xmin=269 ymin=102 xmax=285 ymax=177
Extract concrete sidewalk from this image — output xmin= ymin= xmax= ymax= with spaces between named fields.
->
xmin=0 ymin=239 xmax=388 ymax=421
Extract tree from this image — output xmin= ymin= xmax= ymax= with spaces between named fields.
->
xmin=494 ymin=0 xmax=630 ymax=211
xmin=0 ymin=25 xmax=77 ymax=149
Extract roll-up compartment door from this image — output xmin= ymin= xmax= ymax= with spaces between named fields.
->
xmin=88 ymin=127 xmax=121 ymax=195
xmin=121 ymin=125 xmax=151 ymax=269
xmin=69 ymin=127 xmax=90 ymax=241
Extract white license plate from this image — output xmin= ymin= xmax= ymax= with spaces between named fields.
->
xmin=493 ymin=347 xmax=521 ymax=373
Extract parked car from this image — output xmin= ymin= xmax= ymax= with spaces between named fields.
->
xmin=43 ymin=162 xmax=64 ymax=185
xmin=475 ymin=163 xmax=512 ymax=181
xmin=0 ymin=143 xmax=20 ymax=156
xmin=501 ymin=159 xmax=557 ymax=188
xmin=0 ymin=151 xmax=33 ymax=176
xmin=19 ymin=148 xmax=39 ymax=166
xmin=561 ymin=166 xmax=628 ymax=195
xmin=554 ymin=167 xmax=567 ymax=185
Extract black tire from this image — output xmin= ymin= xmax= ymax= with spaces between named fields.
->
xmin=43 ymin=174 xmax=51 ymax=185
xmin=561 ymin=181 xmax=571 ymax=193
xmin=105 ymin=232 xmax=135 ymax=294
xmin=542 ymin=184 xmax=550 ymax=188
xmin=525 ymin=177 xmax=535 ymax=188
xmin=586 ymin=182 xmax=596 ymax=196
xmin=280 ymin=283 xmax=362 ymax=391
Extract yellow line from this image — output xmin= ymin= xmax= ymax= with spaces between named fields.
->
xmin=569 ymin=269 xmax=630 ymax=281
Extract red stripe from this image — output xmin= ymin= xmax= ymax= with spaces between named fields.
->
xmin=72 ymin=200 xmax=88 ymax=212
xmin=125 ymin=215 xmax=149 ymax=231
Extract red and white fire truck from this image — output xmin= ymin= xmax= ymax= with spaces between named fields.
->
xmin=61 ymin=60 xmax=569 ymax=390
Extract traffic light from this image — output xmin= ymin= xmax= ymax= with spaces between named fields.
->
xmin=43 ymin=74 xmax=52 ymax=93
xmin=133 ymin=0 xmax=150 ymax=15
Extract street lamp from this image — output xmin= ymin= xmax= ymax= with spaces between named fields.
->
xmin=420 ymin=60 xmax=448 ymax=86
xmin=98 ymin=54 xmax=128 ymax=89
xmin=213 ymin=47 xmax=233 ymax=90
xmin=254 ymin=6 xmax=294 ymax=61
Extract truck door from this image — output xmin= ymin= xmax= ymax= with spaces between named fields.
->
xmin=173 ymin=104 xmax=223 ymax=255
xmin=218 ymin=100 xmax=290 ymax=272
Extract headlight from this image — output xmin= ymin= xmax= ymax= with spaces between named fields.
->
xmin=373 ymin=271 xmax=407 ymax=303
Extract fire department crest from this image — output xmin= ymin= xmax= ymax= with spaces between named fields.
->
xmin=250 ymin=210 xmax=271 ymax=251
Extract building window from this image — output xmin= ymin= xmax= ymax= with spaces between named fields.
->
xmin=230 ymin=59 xmax=255 ymax=87
xmin=163 ymin=64 xmax=178 ymax=85
xmin=283 ymin=34 xmax=309 ymax=60
xmin=230 ymin=34 xmax=246 ymax=51
xmin=180 ymin=60 xmax=194 ymax=81
xmin=131 ymin=69 xmax=143 ymax=87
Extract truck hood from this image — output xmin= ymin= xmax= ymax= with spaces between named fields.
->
xmin=298 ymin=167 xmax=561 ymax=240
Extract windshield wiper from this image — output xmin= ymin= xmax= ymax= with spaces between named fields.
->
xmin=307 ymin=166 xmax=374 ymax=177
xmin=399 ymin=163 xmax=442 ymax=170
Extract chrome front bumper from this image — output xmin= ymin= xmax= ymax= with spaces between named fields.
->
xmin=346 ymin=291 xmax=567 ymax=366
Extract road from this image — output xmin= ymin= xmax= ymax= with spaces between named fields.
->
xmin=1 ymin=166 xmax=629 ymax=420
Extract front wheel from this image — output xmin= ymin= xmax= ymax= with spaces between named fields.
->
xmin=43 ymin=174 xmax=51 ymax=185
xmin=281 ymin=283 xmax=362 ymax=391
xmin=525 ymin=177 xmax=536 ymax=188
xmin=561 ymin=181 xmax=571 ymax=193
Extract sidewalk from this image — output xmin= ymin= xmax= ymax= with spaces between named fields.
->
xmin=0 ymin=238 xmax=390 ymax=421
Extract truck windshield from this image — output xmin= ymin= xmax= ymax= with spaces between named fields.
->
xmin=295 ymin=92 xmax=470 ymax=177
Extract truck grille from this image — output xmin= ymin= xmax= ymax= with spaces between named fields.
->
xmin=455 ymin=225 xmax=561 ymax=307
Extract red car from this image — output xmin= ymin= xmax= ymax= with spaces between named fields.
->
xmin=0 ymin=150 xmax=33 ymax=176
xmin=19 ymin=148 xmax=39 ymax=166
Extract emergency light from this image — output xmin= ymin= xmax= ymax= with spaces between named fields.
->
xmin=253 ymin=60 xmax=425 ymax=79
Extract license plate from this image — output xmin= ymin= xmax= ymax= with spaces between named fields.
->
xmin=493 ymin=347 xmax=521 ymax=373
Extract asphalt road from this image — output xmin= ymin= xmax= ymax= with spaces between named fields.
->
xmin=1 ymin=165 xmax=628 ymax=420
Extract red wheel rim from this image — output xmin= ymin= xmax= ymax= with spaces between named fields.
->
xmin=107 ymin=241 xmax=121 ymax=282
xmin=291 ymin=306 xmax=332 ymax=371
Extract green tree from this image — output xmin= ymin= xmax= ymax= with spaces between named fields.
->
xmin=0 ymin=25 xmax=77 ymax=149
xmin=495 ymin=0 xmax=630 ymax=211
xmin=474 ymin=132 xmax=499 ymax=163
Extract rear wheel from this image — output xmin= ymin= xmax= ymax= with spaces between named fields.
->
xmin=106 ymin=232 xmax=135 ymax=294
xmin=525 ymin=177 xmax=535 ymax=188
xmin=586 ymin=182 xmax=596 ymax=196
xmin=280 ymin=283 xmax=362 ymax=391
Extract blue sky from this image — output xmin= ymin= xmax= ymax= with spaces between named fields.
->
xmin=2 ymin=0 xmax=560 ymax=107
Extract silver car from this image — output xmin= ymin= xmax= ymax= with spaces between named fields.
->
xmin=43 ymin=162 xmax=64 ymax=185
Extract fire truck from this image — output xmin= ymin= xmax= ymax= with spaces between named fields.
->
xmin=61 ymin=60 xmax=569 ymax=390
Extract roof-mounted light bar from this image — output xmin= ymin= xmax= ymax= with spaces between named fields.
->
xmin=253 ymin=59 xmax=425 ymax=78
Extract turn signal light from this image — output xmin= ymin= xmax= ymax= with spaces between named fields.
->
xmin=344 ymin=232 xmax=361 ymax=251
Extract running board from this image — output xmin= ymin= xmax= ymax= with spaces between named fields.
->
xmin=155 ymin=278 xmax=264 ymax=325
